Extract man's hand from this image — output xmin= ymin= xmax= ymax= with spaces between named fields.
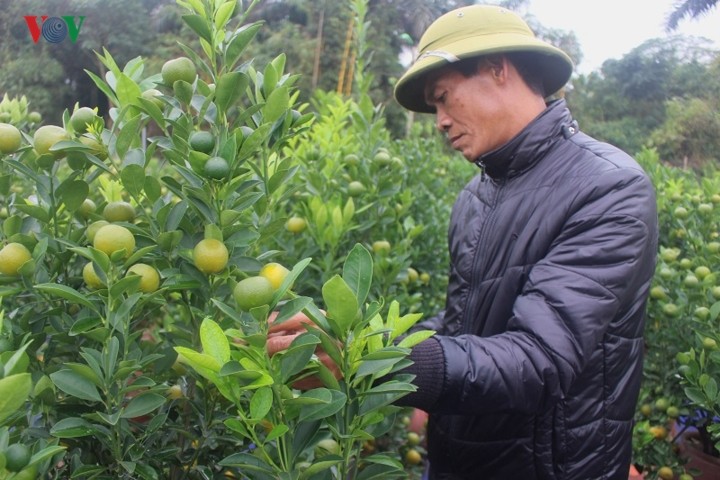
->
xmin=267 ymin=311 xmax=341 ymax=390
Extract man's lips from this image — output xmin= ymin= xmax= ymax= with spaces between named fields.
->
xmin=450 ymin=134 xmax=463 ymax=148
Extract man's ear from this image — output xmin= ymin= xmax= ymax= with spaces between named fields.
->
xmin=484 ymin=54 xmax=507 ymax=81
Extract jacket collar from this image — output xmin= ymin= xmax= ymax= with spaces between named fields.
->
xmin=474 ymin=99 xmax=575 ymax=180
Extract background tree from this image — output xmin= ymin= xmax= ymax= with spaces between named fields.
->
xmin=666 ymin=0 xmax=719 ymax=30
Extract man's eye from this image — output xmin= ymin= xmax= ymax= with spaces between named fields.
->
xmin=436 ymin=92 xmax=447 ymax=104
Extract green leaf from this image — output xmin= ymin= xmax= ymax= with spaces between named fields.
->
xmin=174 ymin=347 xmax=221 ymax=373
xmin=299 ymin=389 xmax=346 ymax=422
xmin=121 ymin=164 xmax=146 ymax=197
xmin=266 ymin=423 xmax=289 ymax=442
xmin=50 ymin=417 xmax=96 ymax=438
xmin=279 ymin=333 xmax=320 ymax=383
xmin=35 ymin=283 xmax=98 ymax=312
xmin=0 ymin=373 xmax=31 ymax=424
xmin=200 ymin=318 xmax=230 ymax=364
xmin=56 ymin=179 xmax=89 ymax=212
xmin=182 ymin=14 xmax=212 ymax=43
xmin=50 ymin=370 xmax=102 ymax=402
xmin=121 ymin=393 xmax=166 ymax=419
xmin=397 ymin=330 xmax=435 ymax=349
xmin=322 ymin=275 xmax=358 ymax=336
xmin=115 ymin=73 xmax=143 ymax=109
xmin=13 ymin=204 xmax=50 ymax=223
xmin=225 ymin=22 xmax=262 ymax=69
xmin=115 ymin=114 xmax=142 ymax=160
xmin=214 ymin=1 xmax=236 ymax=29
xmin=262 ymin=85 xmax=289 ymax=123
xmin=215 ymin=72 xmax=248 ymax=117
xmin=249 ymin=387 xmax=272 ymax=420
xmin=218 ymin=453 xmax=274 ymax=474
xmin=238 ymin=123 xmax=272 ymax=161
xmin=343 ymin=244 xmax=372 ymax=307
xmin=355 ymin=357 xmax=405 ymax=380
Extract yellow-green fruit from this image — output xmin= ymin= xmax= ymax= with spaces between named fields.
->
xmin=93 ymin=224 xmax=135 ymax=258
xmin=348 ymin=181 xmax=365 ymax=196
xmin=127 ymin=263 xmax=161 ymax=293
xmin=28 ymin=111 xmax=42 ymax=123
xmin=407 ymin=267 xmax=419 ymax=283
xmin=141 ymin=88 xmax=164 ymax=109
xmin=233 ymin=276 xmax=275 ymax=311
xmin=286 ymin=216 xmax=307 ymax=233
xmin=79 ymin=134 xmax=107 ymax=160
xmin=372 ymin=240 xmax=391 ymax=255
xmin=33 ymin=125 xmax=70 ymax=156
xmin=314 ymin=438 xmax=340 ymax=457
xmin=259 ymin=262 xmax=290 ymax=290
xmin=0 ymin=123 xmax=22 ymax=153
xmin=103 ymin=201 xmax=136 ymax=223
xmin=70 ymin=107 xmax=98 ymax=133
xmin=78 ymin=198 xmax=96 ymax=219
xmin=193 ymin=238 xmax=229 ymax=274
xmin=161 ymin=57 xmax=196 ymax=85
xmin=0 ymin=242 xmax=32 ymax=276
xmin=86 ymin=220 xmax=110 ymax=242
xmin=83 ymin=262 xmax=105 ymax=289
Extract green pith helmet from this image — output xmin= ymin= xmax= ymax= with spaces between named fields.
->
xmin=394 ymin=5 xmax=574 ymax=113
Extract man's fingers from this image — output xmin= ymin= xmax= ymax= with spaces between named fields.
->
xmin=268 ymin=311 xmax=314 ymax=334
xmin=266 ymin=333 xmax=301 ymax=355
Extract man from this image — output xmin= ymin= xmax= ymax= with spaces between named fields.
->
xmin=389 ymin=5 xmax=658 ymax=479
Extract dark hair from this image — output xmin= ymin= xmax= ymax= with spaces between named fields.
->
xmin=448 ymin=52 xmax=547 ymax=97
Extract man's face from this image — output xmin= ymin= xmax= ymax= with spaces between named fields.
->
xmin=424 ymin=64 xmax=516 ymax=161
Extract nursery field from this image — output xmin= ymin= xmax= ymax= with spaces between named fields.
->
xmin=0 ymin=1 xmax=719 ymax=479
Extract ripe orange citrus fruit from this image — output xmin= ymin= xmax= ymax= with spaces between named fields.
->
xmin=203 ymin=156 xmax=230 ymax=180
xmin=193 ymin=238 xmax=229 ymax=274
xmin=33 ymin=125 xmax=70 ymax=156
xmin=82 ymin=262 xmax=105 ymax=289
xmin=0 ymin=123 xmax=22 ymax=153
xmin=189 ymin=131 xmax=215 ymax=153
xmin=93 ymin=224 xmax=135 ymax=258
xmin=127 ymin=263 xmax=161 ymax=293
xmin=259 ymin=262 xmax=290 ymax=290
xmin=103 ymin=201 xmax=136 ymax=223
xmin=286 ymin=216 xmax=307 ymax=233
xmin=161 ymin=57 xmax=196 ymax=85
xmin=70 ymin=107 xmax=98 ymax=133
xmin=233 ymin=276 xmax=275 ymax=311
xmin=0 ymin=242 xmax=32 ymax=276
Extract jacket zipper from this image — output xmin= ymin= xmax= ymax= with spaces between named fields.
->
xmin=460 ymin=177 xmax=505 ymax=333
xmin=474 ymin=159 xmax=487 ymax=181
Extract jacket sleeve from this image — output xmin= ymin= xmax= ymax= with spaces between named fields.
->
xmin=410 ymin=168 xmax=658 ymax=415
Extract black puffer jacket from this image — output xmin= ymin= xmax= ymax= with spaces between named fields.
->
xmin=405 ymin=100 xmax=658 ymax=479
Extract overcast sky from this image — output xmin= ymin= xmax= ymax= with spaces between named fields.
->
xmin=514 ymin=0 xmax=720 ymax=73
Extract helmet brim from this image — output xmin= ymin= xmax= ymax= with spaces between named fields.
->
xmin=394 ymin=34 xmax=574 ymax=114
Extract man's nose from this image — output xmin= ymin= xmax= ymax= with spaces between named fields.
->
xmin=435 ymin=109 xmax=451 ymax=133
